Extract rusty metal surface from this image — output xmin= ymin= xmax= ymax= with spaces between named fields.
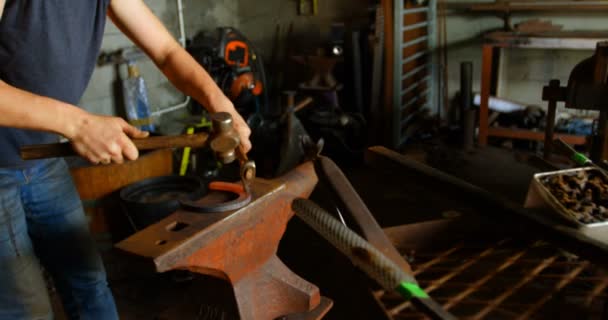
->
xmin=314 ymin=155 xmax=413 ymax=274
xmin=116 ymin=162 xmax=331 ymax=320
xmin=364 ymin=146 xmax=608 ymax=267
xmin=362 ymin=146 xmax=608 ymax=319
xmin=311 ymin=155 xmax=455 ymax=319
xmin=376 ymin=231 xmax=608 ymax=320
xmin=279 ymin=297 xmax=334 ymax=320
xmin=180 ymin=181 xmax=251 ymax=213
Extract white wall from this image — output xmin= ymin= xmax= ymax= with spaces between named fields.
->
xmin=79 ymin=0 xmax=239 ymax=125
xmin=444 ymin=2 xmax=607 ymax=112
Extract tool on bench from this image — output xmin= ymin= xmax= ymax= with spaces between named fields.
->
xmin=553 ymin=138 xmax=608 ymax=176
xmin=177 ymin=112 xmax=256 ymax=213
xmin=20 ymin=133 xmax=210 ymax=160
xmin=292 ymin=199 xmax=455 ymax=320
xmin=116 ymin=161 xmax=333 ymax=319
xmin=300 ymin=137 xmax=456 ymax=320
xmin=20 ymin=112 xmax=256 ymax=214
xmin=20 ymin=112 xmax=255 ymax=187
xmin=208 ymin=112 xmax=256 ymax=195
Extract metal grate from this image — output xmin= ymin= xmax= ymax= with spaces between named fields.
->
xmin=376 ymin=238 xmax=608 ymax=319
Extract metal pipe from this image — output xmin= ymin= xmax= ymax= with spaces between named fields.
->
xmin=460 ymin=62 xmax=473 ymax=115
xmin=176 ymin=0 xmax=186 ymax=47
xmin=151 ymin=0 xmax=190 ymax=117
xmin=461 ymin=62 xmax=475 ymax=151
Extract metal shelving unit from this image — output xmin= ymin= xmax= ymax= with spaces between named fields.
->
xmin=392 ymin=0 xmax=438 ymax=149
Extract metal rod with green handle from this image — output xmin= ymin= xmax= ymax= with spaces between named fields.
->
xmin=292 ymin=198 xmax=457 ymax=320
xmin=553 ymin=138 xmax=608 ymax=176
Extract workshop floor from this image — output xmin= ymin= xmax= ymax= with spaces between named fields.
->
xmin=50 ymin=144 xmax=550 ymax=319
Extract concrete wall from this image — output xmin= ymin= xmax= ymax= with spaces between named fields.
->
xmin=444 ymin=2 xmax=607 ymax=113
xmin=238 ymin=0 xmax=370 ymax=57
xmin=80 ymin=0 xmax=369 ymax=121
xmin=79 ymin=0 xmax=239 ymax=127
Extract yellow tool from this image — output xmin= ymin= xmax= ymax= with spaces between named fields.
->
xmin=179 ymin=117 xmax=212 ymax=176
xmin=299 ymin=0 xmax=318 ymax=16
xmin=179 ymin=127 xmax=195 ymax=176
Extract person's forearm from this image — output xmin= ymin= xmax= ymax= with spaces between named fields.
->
xmin=0 ymin=80 xmax=86 ymax=138
xmin=156 ymin=46 xmax=230 ymax=112
xmin=0 ymin=0 xmax=5 ymax=21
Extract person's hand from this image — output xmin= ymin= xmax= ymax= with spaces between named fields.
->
xmin=65 ymin=111 xmax=149 ymax=165
xmin=210 ymin=97 xmax=252 ymax=153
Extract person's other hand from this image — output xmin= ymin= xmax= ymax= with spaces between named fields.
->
xmin=211 ymin=97 xmax=252 ymax=153
xmin=65 ymin=112 xmax=149 ymax=164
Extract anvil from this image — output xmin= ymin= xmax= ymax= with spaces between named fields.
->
xmin=116 ymin=162 xmax=332 ymax=320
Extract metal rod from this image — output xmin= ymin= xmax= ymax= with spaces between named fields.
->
xmin=443 ymin=247 xmax=529 ymax=310
xmin=403 ymin=7 xmax=429 ymax=14
xmin=516 ymin=262 xmax=589 ymax=319
xmin=402 ymin=64 xmax=430 ymax=81
xmin=402 ymin=36 xmax=429 ymax=49
xmin=413 ymin=244 xmax=463 ymax=276
xmin=401 ymin=90 xmax=430 ymax=110
xmin=585 ymin=275 xmax=608 ymax=306
xmin=390 ymin=240 xmax=507 ymax=315
xmin=403 ymin=51 xmax=428 ymax=64
xmin=403 ymin=21 xmax=429 ymax=32
xmin=471 ymin=256 xmax=558 ymax=320
xmin=402 ymin=76 xmax=431 ymax=95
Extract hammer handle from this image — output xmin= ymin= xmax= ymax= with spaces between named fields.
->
xmin=20 ymin=133 xmax=209 ymax=160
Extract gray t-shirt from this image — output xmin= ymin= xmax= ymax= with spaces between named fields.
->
xmin=0 ymin=0 xmax=110 ymax=168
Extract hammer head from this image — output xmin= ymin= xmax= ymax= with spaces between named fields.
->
xmin=209 ymin=112 xmax=257 ymax=190
xmin=210 ymin=112 xmax=240 ymax=164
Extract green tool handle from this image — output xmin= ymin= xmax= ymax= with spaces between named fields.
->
xmin=553 ymin=138 xmax=591 ymax=166
xmin=552 ymin=138 xmax=608 ymax=178
xmin=292 ymin=199 xmax=457 ymax=320
xmin=292 ymin=198 xmax=418 ymax=291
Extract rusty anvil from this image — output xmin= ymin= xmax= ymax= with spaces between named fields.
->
xmin=20 ymin=113 xmax=332 ymax=318
xmin=115 ymin=161 xmax=332 ymax=320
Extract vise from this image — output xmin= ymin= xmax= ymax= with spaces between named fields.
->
xmin=115 ymin=161 xmax=332 ymax=320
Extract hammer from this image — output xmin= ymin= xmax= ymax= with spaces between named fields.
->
xmin=207 ymin=112 xmax=256 ymax=192
xmin=20 ymin=112 xmax=256 ymax=190
xmin=20 ymin=132 xmax=210 ymax=160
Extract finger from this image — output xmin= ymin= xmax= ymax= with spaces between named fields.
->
xmin=110 ymin=153 xmax=124 ymax=164
xmin=119 ymin=135 xmax=139 ymax=161
xmin=240 ymin=138 xmax=252 ymax=153
xmin=133 ymin=130 xmax=150 ymax=139
xmin=89 ymin=157 xmax=101 ymax=165
xmin=101 ymin=158 xmax=112 ymax=165
xmin=107 ymin=142 xmax=124 ymax=164
xmin=122 ymin=121 xmax=150 ymax=139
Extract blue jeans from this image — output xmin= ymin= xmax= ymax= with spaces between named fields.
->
xmin=0 ymin=159 xmax=118 ymax=320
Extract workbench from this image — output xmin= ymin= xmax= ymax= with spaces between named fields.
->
xmin=478 ymin=31 xmax=608 ymax=147
xmin=364 ymin=146 xmax=608 ymax=266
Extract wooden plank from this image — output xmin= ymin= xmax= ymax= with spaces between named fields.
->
xmin=488 ymin=127 xmax=587 ymax=145
xmin=471 ymin=2 xmax=608 ymax=12
xmin=486 ymin=31 xmax=608 ymax=50
xmin=70 ymin=149 xmax=174 ymax=235
xmin=479 ymin=44 xmax=494 ymax=146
